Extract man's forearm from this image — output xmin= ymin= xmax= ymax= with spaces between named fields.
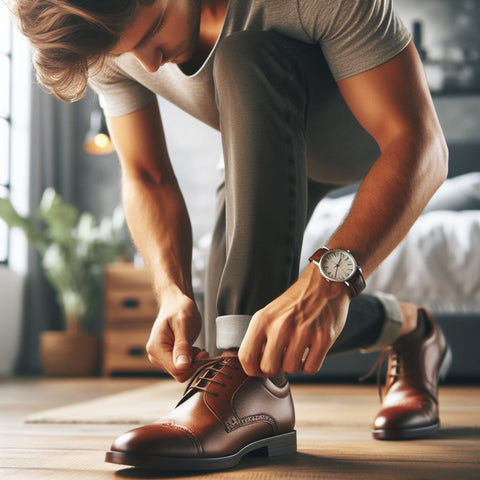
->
xmin=325 ymin=131 xmax=448 ymax=279
xmin=122 ymin=173 xmax=194 ymax=301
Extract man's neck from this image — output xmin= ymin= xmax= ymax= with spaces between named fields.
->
xmin=180 ymin=0 xmax=229 ymax=75
xmin=199 ymin=0 xmax=229 ymax=48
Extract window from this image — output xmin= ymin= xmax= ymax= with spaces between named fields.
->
xmin=0 ymin=4 xmax=30 ymax=272
xmin=0 ymin=3 xmax=13 ymax=265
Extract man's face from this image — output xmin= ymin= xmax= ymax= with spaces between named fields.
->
xmin=111 ymin=0 xmax=202 ymax=73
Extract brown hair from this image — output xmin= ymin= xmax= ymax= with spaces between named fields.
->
xmin=8 ymin=0 xmax=155 ymax=102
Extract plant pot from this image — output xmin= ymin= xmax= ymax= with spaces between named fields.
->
xmin=40 ymin=331 xmax=100 ymax=377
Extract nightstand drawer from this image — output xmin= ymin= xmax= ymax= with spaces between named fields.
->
xmin=103 ymin=325 xmax=162 ymax=376
xmin=104 ymin=262 xmax=153 ymax=289
xmin=104 ymin=289 xmax=158 ymax=323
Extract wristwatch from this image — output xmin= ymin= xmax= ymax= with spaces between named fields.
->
xmin=309 ymin=247 xmax=366 ymax=298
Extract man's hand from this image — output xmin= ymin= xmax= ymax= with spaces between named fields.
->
xmin=146 ymin=291 xmax=209 ymax=382
xmin=238 ymin=263 xmax=350 ymax=377
xmin=107 ymin=99 xmax=209 ymax=383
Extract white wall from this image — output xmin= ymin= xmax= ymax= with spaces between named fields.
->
xmin=0 ymin=266 xmax=24 ymax=375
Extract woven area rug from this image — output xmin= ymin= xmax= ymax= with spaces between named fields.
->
xmin=24 ymin=381 xmax=185 ymax=424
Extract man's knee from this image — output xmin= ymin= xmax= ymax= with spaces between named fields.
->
xmin=213 ymin=30 xmax=296 ymax=84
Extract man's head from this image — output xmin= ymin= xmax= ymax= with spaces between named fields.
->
xmin=9 ymin=0 xmax=201 ymax=102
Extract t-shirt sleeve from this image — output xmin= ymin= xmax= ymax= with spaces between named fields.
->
xmin=297 ymin=0 xmax=411 ymax=81
xmin=88 ymin=57 xmax=155 ymax=118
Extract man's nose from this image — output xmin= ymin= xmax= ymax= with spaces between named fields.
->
xmin=132 ymin=45 xmax=164 ymax=73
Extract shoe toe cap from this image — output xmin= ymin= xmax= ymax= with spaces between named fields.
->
xmin=110 ymin=423 xmax=200 ymax=457
xmin=374 ymin=404 xmax=435 ymax=431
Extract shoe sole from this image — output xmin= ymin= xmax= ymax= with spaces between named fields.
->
xmin=105 ymin=430 xmax=297 ymax=471
xmin=372 ymin=345 xmax=453 ymax=441
xmin=373 ymin=421 xmax=440 ymax=440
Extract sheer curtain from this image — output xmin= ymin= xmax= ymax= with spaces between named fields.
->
xmin=18 ymin=84 xmax=84 ymax=374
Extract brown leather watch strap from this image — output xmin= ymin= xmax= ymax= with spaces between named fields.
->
xmin=345 ymin=268 xmax=366 ymax=297
xmin=308 ymin=247 xmax=328 ymax=263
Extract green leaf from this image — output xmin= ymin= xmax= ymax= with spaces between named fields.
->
xmin=38 ymin=189 xmax=80 ymax=245
xmin=2 ymin=188 xmax=130 ymax=331
xmin=0 ymin=197 xmax=48 ymax=252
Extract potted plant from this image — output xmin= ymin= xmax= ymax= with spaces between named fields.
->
xmin=0 ymin=188 xmax=130 ymax=376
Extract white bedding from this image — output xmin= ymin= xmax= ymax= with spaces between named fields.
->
xmin=193 ymin=176 xmax=480 ymax=314
xmin=300 ymin=195 xmax=480 ymax=313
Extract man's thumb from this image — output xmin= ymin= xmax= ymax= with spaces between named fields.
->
xmin=173 ymin=339 xmax=192 ymax=370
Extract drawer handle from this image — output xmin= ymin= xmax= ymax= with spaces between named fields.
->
xmin=122 ymin=298 xmax=140 ymax=308
xmin=128 ymin=347 xmax=146 ymax=357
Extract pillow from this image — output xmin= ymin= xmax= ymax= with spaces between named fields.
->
xmin=423 ymin=172 xmax=480 ymax=213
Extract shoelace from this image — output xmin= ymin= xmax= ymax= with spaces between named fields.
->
xmin=184 ymin=356 xmax=240 ymax=398
xmin=359 ymin=347 xmax=407 ymax=402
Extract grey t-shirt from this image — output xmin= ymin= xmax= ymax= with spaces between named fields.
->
xmin=89 ymin=0 xmax=411 ymax=129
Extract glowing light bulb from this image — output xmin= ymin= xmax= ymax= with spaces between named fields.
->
xmin=94 ymin=133 xmax=110 ymax=148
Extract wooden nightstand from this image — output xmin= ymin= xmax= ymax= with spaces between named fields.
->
xmin=102 ymin=262 xmax=163 ymax=376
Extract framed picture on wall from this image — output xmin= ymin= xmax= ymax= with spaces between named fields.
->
xmin=396 ymin=0 xmax=480 ymax=94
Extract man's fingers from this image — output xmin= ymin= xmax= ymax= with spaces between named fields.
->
xmin=169 ymin=311 xmax=197 ymax=370
xmin=172 ymin=337 xmax=193 ymax=370
xmin=147 ymin=348 xmax=206 ymax=383
xmin=302 ymin=343 xmax=328 ymax=375
xmin=146 ymin=321 xmax=194 ymax=377
xmin=192 ymin=347 xmax=210 ymax=362
xmin=146 ymin=325 xmax=173 ymax=370
xmin=238 ymin=321 xmax=265 ymax=377
xmin=283 ymin=338 xmax=310 ymax=374
xmin=260 ymin=337 xmax=286 ymax=377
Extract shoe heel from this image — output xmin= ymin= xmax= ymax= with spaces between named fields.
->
xmin=439 ymin=346 xmax=452 ymax=382
xmin=266 ymin=431 xmax=297 ymax=457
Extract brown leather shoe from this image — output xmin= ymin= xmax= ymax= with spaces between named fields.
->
xmin=105 ymin=352 xmax=296 ymax=470
xmin=371 ymin=308 xmax=452 ymax=440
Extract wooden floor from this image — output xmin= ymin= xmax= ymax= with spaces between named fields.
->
xmin=1 ymin=377 xmax=479 ymax=479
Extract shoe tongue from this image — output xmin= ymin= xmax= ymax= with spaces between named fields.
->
xmin=218 ymin=351 xmax=286 ymax=386
xmin=269 ymin=371 xmax=287 ymax=387
xmin=395 ymin=310 xmax=431 ymax=346
xmin=219 ymin=350 xmax=240 ymax=368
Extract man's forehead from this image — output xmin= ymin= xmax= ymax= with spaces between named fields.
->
xmin=110 ymin=0 xmax=165 ymax=56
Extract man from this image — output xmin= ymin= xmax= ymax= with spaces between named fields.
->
xmin=12 ymin=0 xmax=450 ymax=471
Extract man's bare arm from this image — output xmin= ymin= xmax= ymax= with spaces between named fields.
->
xmin=107 ymin=98 xmax=208 ymax=381
xmin=333 ymin=40 xmax=448 ymax=276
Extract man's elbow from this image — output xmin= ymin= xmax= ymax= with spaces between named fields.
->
xmin=425 ymin=123 xmax=449 ymax=189
xmin=120 ymin=164 xmax=178 ymax=207
xmin=399 ymin=117 xmax=449 ymax=191
xmin=122 ymin=163 xmax=177 ymax=190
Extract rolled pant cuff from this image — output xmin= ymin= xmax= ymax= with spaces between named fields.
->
xmin=216 ymin=315 xmax=252 ymax=350
xmin=361 ymin=291 xmax=403 ymax=352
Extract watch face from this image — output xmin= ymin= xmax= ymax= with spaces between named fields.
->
xmin=319 ymin=249 xmax=357 ymax=282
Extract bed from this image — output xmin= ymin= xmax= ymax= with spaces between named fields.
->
xmin=300 ymin=172 xmax=480 ymax=314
